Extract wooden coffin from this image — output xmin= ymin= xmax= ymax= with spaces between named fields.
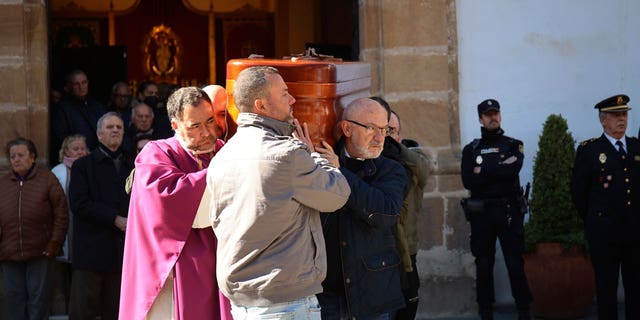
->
xmin=226 ymin=58 xmax=371 ymax=147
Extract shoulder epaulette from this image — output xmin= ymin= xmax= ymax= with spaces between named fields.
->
xmin=579 ymin=138 xmax=596 ymax=146
xmin=470 ymin=138 xmax=481 ymax=152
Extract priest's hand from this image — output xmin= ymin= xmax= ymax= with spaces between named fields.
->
xmin=115 ymin=215 xmax=127 ymax=233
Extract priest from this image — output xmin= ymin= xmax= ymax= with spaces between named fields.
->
xmin=119 ymin=87 xmax=231 ymax=319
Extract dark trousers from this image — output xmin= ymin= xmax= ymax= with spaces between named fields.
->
xmin=68 ymin=269 xmax=121 ymax=320
xmin=1 ymin=257 xmax=54 ymax=320
xmin=588 ymin=239 xmax=640 ymax=320
xmin=469 ymin=200 xmax=532 ymax=312
xmin=395 ymin=254 xmax=420 ymax=320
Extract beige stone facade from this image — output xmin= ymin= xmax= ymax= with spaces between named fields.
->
xmin=359 ymin=0 xmax=474 ymax=317
xmin=0 ymin=0 xmax=474 ymax=317
xmin=0 ymin=0 xmax=49 ymax=172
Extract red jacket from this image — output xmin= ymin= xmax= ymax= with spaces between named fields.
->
xmin=0 ymin=165 xmax=68 ymax=261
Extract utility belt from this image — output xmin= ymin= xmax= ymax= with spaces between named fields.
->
xmin=460 ymin=196 xmax=523 ymax=221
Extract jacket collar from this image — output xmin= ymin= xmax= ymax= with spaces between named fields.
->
xmin=236 ymin=112 xmax=296 ymax=136
xmin=11 ymin=163 xmax=37 ymax=181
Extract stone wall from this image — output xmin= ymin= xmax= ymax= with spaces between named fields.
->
xmin=0 ymin=0 xmax=477 ymax=317
xmin=359 ymin=0 xmax=475 ymax=317
xmin=0 ymin=0 xmax=50 ymax=173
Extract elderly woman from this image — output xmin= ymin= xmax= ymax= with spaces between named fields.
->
xmin=51 ymin=134 xmax=88 ymax=262
xmin=50 ymin=134 xmax=87 ymax=314
xmin=0 ymin=137 xmax=69 ymax=320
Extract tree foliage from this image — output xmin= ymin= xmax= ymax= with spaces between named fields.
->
xmin=524 ymin=114 xmax=587 ymax=252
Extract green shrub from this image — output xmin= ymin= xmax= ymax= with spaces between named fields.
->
xmin=524 ymin=114 xmax=587 ymax=253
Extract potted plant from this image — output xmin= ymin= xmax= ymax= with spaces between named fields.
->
xmin=523 ymin=114 xmax=595 ymax=319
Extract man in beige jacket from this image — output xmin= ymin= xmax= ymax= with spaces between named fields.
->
xmin=207 ymin=66 xmax=351 ymax=320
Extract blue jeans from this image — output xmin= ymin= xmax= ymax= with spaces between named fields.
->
xmin=231 ymin=295 xmax=321 ymax=320
xmin=1 ymin=256 xmax=54 ymax=320
xmin=316 ymin=292 xmax=395 ymax=320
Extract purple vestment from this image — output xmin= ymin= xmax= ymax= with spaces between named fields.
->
xmin=119 ymin=137 xmax=231 ymax=319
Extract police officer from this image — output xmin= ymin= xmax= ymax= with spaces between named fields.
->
xmin=570 ymin=94 xmax=640 ymax=320
xmin=460 ymin=99 xmax=532 ymax=320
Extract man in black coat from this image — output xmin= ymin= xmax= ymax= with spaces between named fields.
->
xmin=571 ymin=94 xmax=640 ymax=320
xmin=51 ymin=69 xmax=107 ymax=153
xmin=460 ymin=99 xmax=532 ymax=320
xmin=68 ymin=112 xmax=133 ymax=320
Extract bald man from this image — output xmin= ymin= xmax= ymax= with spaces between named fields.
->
xmin=318 ymin=98 xmax=409 ymax=319
xmin=203 ymin=85 xmax=234 ymax=140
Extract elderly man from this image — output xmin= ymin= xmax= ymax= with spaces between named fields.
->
xmin=129 ymin=102 xmax=154 ymax=135
xmin=107 ymin=81 xmax=132 ymax=128
xmin=374 ymin=97 xmax=431 ymax=320
xmin=571 ymin=94 xmax=640 ymax=320
xmin=120 ymin=87 xmax=231 ymax=320
xmin=318 ymin=97 xmax=408 ymax=319
xmin=207 ymin=66 xmax=350 ymax=320
xmin=51 ymin=69 xmax=107 ymax=153
xmin=68 ymin=112 xmax=133 ymax=320
xmin=121 ymin=102 xmax=158 ymax=156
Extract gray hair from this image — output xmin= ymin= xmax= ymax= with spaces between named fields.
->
xmin=166 ymin=87 xmax=211 ymax=121
xmin=132 ymin=102 xmax=154 ymax=117
xmin=97 ymin=111 xmax=123 ymax=131
xmin=233 ymin=66 xmax=280 ymax=113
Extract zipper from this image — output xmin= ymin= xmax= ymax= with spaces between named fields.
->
xmin=18 ymin=180 xmax=24 ymax=257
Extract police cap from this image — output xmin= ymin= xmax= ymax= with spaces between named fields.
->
xmin=594 ymin=94 xmax=631 ymax=113
xmin=477 ymin=99 xmax=500 ymax=116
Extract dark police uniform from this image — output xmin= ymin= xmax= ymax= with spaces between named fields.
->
xmin=570 ymin=94 xmax=640 ymax=320
xmin=460 ymin=99 xmax=532 ymax=320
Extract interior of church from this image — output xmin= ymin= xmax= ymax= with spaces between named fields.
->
xmin=49 ymin=0 xmax=356 ymax=102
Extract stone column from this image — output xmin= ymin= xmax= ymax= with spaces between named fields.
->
xmin=0 ymin=0 xmax=50 ymax=172
xmin=359 ymin=0 xmax=475 ymax=317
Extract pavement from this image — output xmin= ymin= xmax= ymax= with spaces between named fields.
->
xmin=428 ymin=303 xmax=625 ymax=320
xmin=49 ymin=303 xmax=626 ymax=320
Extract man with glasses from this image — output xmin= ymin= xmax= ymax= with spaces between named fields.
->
xmin=108 ymin=81 xmax=133 ymax=129
xmin=373 ymin=97 xmax=431 ymax=320
xmin=460 ymin=99 xmax=532 ymax=320
xmin=318 ymin=97 xmax=409 ymax=319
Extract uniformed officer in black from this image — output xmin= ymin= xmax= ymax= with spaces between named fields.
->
xmin=570 ymin=94 xmax=640 ymax=320
xmin=460 ymin=99 xmax=532 ymax=320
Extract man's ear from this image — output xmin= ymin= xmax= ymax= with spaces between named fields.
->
xmin=170 ymin=119 xmax=179 ymax=130
xmin=253 ymin=98 xmax=264 ymax=113
xmin=341 ymin=120 xmax=351 ymax=137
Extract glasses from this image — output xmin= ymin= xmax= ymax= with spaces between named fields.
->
xmin=345 ymin=119 xmax=389 ymax=136
xmin=387 ymin=126 xmax=399 ymax=136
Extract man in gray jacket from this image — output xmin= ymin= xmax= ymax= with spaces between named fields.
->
xmin=207 ymin=66 xmax=351 ymax=320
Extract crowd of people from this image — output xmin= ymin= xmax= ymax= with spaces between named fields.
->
xmin=0 ymin=65 xmax=637 ymax=320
